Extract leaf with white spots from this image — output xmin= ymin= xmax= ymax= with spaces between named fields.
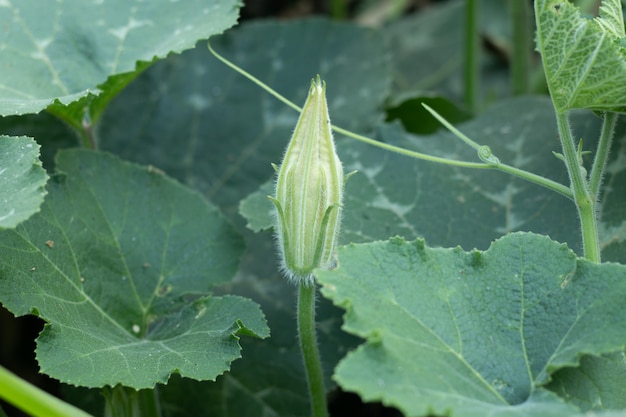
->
xmin=0 ymin=135 xmax=47 ymax=229
xmin=338 ymin=97 xmax=626 ymax=262
xmin=316 ymin=233 xmax=626 ymax=417
xmin=0 ymin=0 xmax=241 ymax=115
xmin=240 ymin=97 xmax=626 ymax=262
xmin=339 ymin=97 xmax=578 ymax=251
xmin=0 ymin=149 xmax=268 ymax=388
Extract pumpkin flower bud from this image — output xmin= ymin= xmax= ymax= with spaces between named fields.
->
xmin=269 ymin=76 xmax=344 ymax=286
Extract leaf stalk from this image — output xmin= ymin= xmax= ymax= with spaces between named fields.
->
xmin=555 ymin=110 xmax=601 ymax=262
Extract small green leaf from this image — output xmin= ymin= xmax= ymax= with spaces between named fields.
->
xmin=316 ymin=233 xmax=626 ymax=417
xmin=535 ymin=0 xmax=626 ymax=112
xmin=0 ymin=0 xmax=241 ymax=115
xmin=0 ymin=135 xmax=47 ymax=229
xmin=239 ymin=181 xmax=275 ymax=232
xmin=0 ymin=149 xmax=268 ymax=389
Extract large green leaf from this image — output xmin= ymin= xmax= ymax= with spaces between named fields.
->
xmin=316 ymin=233 xmax=626 ymax=417
xmin=0 ymin=0 xmax=240 ymax=116
xmin=0 ymin=149 xmax=268 ymax=388
xmin=0 ymin=135 xmax=47 ymax=229
xmin=535 ymin=0 xmax=626 ymax=113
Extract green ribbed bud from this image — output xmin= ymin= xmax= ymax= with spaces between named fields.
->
xmin=269 ymin=76 xmax=344 ymax=286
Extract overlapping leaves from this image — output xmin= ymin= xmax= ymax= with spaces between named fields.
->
xmin=0 ymin=150 xmax=268 ymax=388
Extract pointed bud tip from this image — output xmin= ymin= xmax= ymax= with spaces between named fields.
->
xmin=310 ymin=75 xmax=325 ymax=95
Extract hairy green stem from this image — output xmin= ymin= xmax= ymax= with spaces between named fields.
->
xmin=298 ymin=283 xmax=328 ymax=417
xmin=463 ymin=0 xmax=479 ymax=113
xmin=207 ymin=40 xmax=573 ymax=199
xmin=589 ymin=112 xmax=618 ymax=202
xmin=555 ymin=111 xmax=600 ymax=262
xmin=0 ymin=365 xmax=93 ymax=417
xmin=510 ymin=0 xmax=531 ymax=95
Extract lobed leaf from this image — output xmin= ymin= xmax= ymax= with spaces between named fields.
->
xmin=0 ymin=150 xmax=268 ymax=388
xmin=316 ymin=233 xmax=626 ymax=417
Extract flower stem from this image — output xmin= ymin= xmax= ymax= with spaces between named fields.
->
xmin=555 ymin=110 xmax=600 ymax=262
xmin=298 ymin=282 xmax=328 ymax=417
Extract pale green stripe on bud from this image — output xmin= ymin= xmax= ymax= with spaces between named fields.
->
xmin=269 ymin=76 xmax=344 ymax=285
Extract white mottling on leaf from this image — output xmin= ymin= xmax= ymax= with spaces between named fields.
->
xmin=36 ymin=38 xmax=52 ymax=50
xmin=109 ymin=18 xmax=152 ymax=40
xmin=360 ymin=163 xmax=384 ymax=179
xmin=187 ymin=94 xmax=210 ymax=111
xmin=371 ymin=194 xmax=414 ymax=217
xmin=272 ymin=59 xmax=283 ymax=71
xmin=0 ymin=209 xmax=15 ymax=222
xmin=332 ymin=96 xmax=346 ymax=109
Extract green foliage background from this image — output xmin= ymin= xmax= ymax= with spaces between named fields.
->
xmin=1 ymin=1 xmax=626 ymax=417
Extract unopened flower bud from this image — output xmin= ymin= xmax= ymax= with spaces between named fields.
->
xmin=269 ymin=76 xmax=344 ymax=286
